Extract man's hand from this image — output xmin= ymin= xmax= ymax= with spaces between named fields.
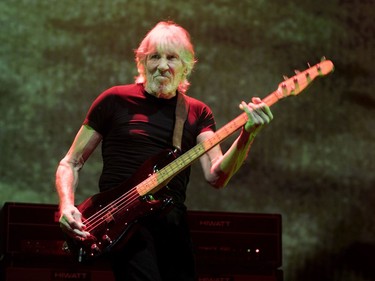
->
xmin=59 ymin=204 xmax=90 ymax=240
xmin=239 ymin=97 xmax=273 ymax=134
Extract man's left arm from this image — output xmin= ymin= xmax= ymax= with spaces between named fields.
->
xmin=199 ymin=98 xmax=273 ymax=188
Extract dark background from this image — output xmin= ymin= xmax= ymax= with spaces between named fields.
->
xmin=1 ymin=0 xmax=374 ymax=280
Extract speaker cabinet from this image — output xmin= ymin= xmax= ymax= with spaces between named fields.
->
xmin=1 ymin=202 xmax=282 ymax=281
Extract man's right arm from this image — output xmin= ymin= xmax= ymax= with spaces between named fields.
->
xmin=55 ymin=125 xmax=102 ymax=238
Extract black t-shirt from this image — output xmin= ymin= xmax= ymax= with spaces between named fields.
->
xmin=83 ymin=83 xmax=216 ymax=206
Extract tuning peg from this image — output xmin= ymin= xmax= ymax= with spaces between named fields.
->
xmin=283 ymin=75 xmax=289 ymax=81
xmin=321 ymin=56 xmax=326 ymax=61
xmin=294 ymin=70 xmax=301 ymax=74
xmin=307 ymin=62 xmax=311 ymax=68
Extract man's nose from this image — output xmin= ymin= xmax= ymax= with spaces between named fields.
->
xmin=157 ymin=57 xmax=169 ymax=71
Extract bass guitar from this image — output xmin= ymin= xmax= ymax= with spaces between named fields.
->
xmin=64 ymin=59 xmax=334 ymax=262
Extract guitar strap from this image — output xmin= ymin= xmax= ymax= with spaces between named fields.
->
xmin=173 ymin=92 xmax=189 ymax=151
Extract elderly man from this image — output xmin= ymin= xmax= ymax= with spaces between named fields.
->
xmin=56 ymin=21 xmax=273 ymax=281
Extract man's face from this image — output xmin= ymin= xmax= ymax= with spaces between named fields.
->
xmin=144 ymin=47 xmax=186 ymax=99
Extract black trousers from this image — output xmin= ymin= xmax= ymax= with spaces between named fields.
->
xmin=109 ymin=208 xmax=196 ymax=281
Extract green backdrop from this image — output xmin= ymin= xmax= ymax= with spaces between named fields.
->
xmin=1 ymin=0 xmax=374 ymax=280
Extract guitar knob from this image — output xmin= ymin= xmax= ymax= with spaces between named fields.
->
xmin=102 ymin=234 xmax=113 ymax=245
xmin=90 ymin=243 xmax=101 ymax=256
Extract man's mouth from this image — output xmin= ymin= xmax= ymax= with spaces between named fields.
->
xmin=155 ymin=75 xmax=170 ymax=82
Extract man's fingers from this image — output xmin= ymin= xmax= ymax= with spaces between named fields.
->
xmin=251 ymin=97 xmax=262 ymax=104
xmin=59 ymin=213 xmax=88 ymax=238
xmin=246 ymin=100 xmax=273 ymax=123
xmin=72 ymin=228 xmax=90 ymax=238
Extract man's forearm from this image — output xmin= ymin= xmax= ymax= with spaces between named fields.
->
xmin=55 ymin=160 xmax=80 ymax=209
xmin=211 ymin=128 xmax=256 ymax=187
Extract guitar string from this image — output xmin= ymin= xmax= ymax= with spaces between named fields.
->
xmin=82 ymin=143 xmax=209 ymax=234
xmin=83 ymin=146 xmax=200 ymax=233
xmin=84 ymin=157 xmax=188 ymax=233
xmin=82 ymin=156 xmax=185 ymax=233
xmin=83 ymin=183 xmax=147 ymax=232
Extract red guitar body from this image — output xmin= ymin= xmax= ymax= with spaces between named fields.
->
xmin=64 ymin=149 xmax=178 ymax=262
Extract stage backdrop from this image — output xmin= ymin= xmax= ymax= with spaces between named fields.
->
xmin=0 ymin=1 xmax=374 ymax=280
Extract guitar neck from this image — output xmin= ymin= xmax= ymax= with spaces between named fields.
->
xmin=136 ymin=90 xmax=280 ymax=196
xmin=168 ymin=88 xmax=283 ymax=171
xmin=136 ymin=59 xmax=335 ymax=196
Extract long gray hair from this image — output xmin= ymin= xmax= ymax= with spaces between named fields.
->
xmin=134 ymin=21 xmax=196 ymax=94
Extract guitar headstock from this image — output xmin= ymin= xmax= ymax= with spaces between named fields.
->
xmin=275 ymin=58 xmax=334 ymax=100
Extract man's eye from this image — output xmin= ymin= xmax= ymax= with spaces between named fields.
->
xmin=149 ymin=54 xmax=160 ymax=59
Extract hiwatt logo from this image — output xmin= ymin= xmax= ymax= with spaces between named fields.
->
xmin=199 ymin=220 xmax=231 ymax=227
xmin=51 ymin=271 xmax=90 ymax=280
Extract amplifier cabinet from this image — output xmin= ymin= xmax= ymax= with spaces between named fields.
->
xmin=1 ymin=203 xmax=282 ymax=276
xmin=1 ymin=202 xmax=65 ymax=261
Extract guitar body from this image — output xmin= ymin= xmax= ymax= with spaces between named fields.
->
xmin=64 ymin=149 xmax=178 ymax=262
